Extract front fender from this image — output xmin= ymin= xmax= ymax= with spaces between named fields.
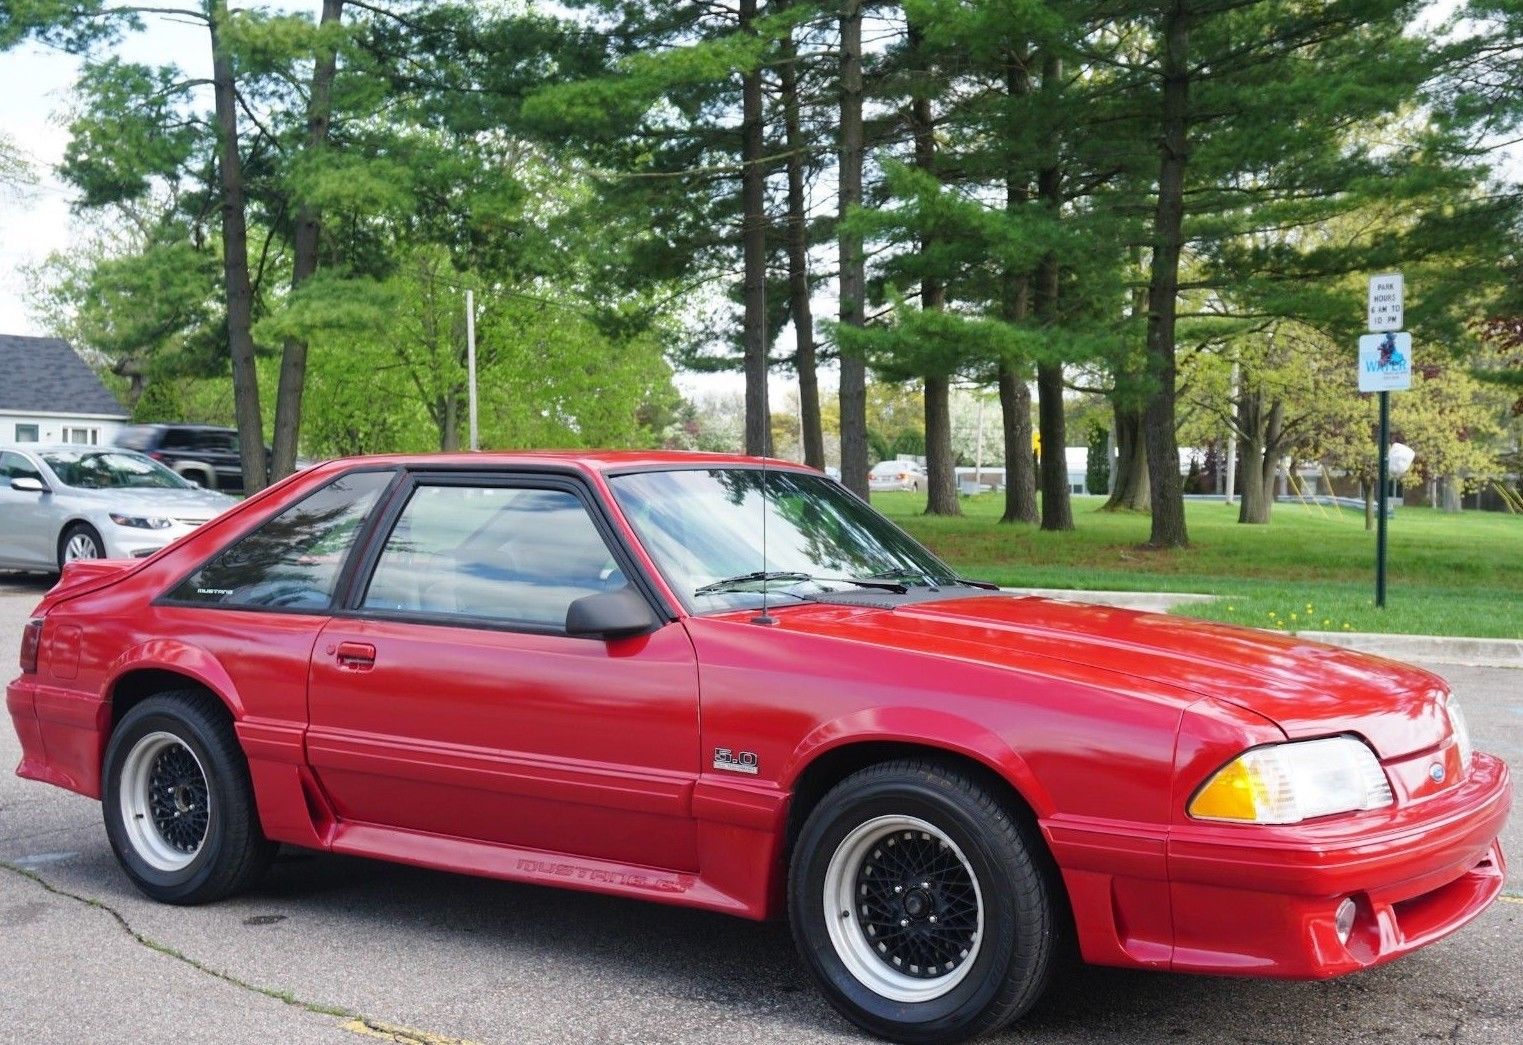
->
xmin=783 ymin=705 xmax=1055 ymax=818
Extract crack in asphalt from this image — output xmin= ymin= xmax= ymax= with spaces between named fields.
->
xmin=0 ymin=859 xmax=479 ymax=1044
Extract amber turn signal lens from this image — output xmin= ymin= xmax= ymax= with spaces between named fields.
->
xmin=1188 ymin=736 xmax=1393 ymax=825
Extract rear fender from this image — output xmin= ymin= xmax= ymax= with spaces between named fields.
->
xmin=102 ymin=639 xmax=247 ymax=721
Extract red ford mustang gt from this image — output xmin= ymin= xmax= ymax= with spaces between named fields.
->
xmin=6 ymin=452 xmax=1511 ymax=1043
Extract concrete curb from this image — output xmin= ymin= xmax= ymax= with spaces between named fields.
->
xmin=999 ymin=586 xmax=1523 ymax=668
xmin=1000 ymin=587 xmax=1217 ymax=613
xmin=1297 ymin=630 xmax=1523 ymax=669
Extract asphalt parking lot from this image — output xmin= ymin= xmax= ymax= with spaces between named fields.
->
xmin=0 ymin=573 xmax=1519 ymax=1045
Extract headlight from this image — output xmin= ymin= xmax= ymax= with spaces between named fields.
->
xmin=109 ymin=514 xmax=173 ymax=529
xmin=1445 ymin=694 xmax=1472 ymax=772
xmin=1189 ymin=736 xmax=1392 ymax=824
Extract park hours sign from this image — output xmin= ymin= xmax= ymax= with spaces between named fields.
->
xmin=1367 ymin=272 xmax=1403 ymax=331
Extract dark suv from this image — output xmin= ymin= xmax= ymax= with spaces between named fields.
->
xmin=114 ymin=424 xmax=265 ymax=493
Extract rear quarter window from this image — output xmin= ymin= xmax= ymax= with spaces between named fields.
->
xmin=166 ymin=470 xmax=393 ymax=610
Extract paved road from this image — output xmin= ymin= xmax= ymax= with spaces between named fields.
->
xmin=1 ymin=575 xmax=1518 ymax=1045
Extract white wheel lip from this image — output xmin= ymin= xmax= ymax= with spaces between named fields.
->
xmin=64 ymin=532 xmax=101 ymax=562
xmin=118 ymin=730 xmax=212 ymax=872
xmin=822 ymin=814 xmax=985 ymax=1004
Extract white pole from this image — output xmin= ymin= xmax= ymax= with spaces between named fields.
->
xmin=1224 ymin=360 xmax=1238 ymax=505
xmin=466 ymin=288 xmax=478 ymax=452
xmin=974 ymin=394 xmax=985 ymax=486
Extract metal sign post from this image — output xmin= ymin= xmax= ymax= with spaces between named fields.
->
xmin=1359 ymin=276 xmax=1410 ymax=608
xmin=1376 ymin=391 xmax=1390 ymax=606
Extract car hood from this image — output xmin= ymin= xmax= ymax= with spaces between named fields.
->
xmin=778 ymin=592 xmax=1452 ymax=760
xmin=71 ymin=486 xmax=238 ymax=519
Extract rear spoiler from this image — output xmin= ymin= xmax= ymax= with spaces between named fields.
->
xmin=36 ymin=559 xmax=140 ymax=613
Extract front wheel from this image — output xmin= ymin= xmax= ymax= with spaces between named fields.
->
xmin=101 ymin=691 xmax=275 ymax=904
xmin=789 ymin=760 xmax=1055 ymax=1044
xmin=58 ymin=523 xmax=104 ymax=568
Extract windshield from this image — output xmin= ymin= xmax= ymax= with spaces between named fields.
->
xmin=41 ymin=449 xmax=193 ymax=490
xmin=608 ymin=468 xmax=959 ymax=613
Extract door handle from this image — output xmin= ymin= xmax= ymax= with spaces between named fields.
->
xmin=335 ymin=641 xmax=376 ymax=668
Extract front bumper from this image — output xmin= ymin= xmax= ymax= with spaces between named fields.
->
xmin=1165 ymin=751 xmax=1510 ymax=977
xmin=102 ymin=521 xmax=201 ymax=560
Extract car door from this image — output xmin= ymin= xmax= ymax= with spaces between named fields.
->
xmin=0 ymin=450 xmax=58 ymax=568
xmin=305 ymin=472 xmax=702 ymax=871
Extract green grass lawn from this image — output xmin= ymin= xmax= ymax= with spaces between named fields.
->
xmin=873 ymin=492 xmax=1523 ymax=639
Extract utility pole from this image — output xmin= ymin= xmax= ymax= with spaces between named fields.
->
xmin=466 ymin=289 xmax=478 ymax=451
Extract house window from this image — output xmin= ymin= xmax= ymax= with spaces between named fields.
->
xmin=14 ymin=424 xmax=39 ymax=442
xmin=64 ymin=427 xmax=99 ymax=445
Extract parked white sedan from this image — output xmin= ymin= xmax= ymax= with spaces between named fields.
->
xmin=867 ymin=459 xmax=925 ymax=493
xmin=0 ymin=444 xmax=238 ymax=572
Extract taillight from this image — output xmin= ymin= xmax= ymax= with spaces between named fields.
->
xmin=19 ymin=617 xmax=44 ymax=673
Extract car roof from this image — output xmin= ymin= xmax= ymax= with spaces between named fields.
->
xmin=0 ymin=443 xmax=149 ymax=454
xmin=123 ymin=423 xmax=235 ymax=432
xmin=311 ymin=450 xmax=820 ymax=475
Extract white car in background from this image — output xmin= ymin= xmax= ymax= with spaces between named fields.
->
xmin=0 ymin=444 xmax=238 ymax=572
xmin=867 ymin=458 xmax=925 ymax=493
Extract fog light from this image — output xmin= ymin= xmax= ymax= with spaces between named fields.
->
xmin=1335 ymin=898 xmax=1357 ymax=944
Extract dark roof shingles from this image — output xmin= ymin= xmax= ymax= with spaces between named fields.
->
xmin=0 ymin=334 xmax=128 ymax=417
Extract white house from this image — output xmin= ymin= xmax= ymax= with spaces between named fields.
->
xmin=0 ymin=334 xmax=129 ymax=446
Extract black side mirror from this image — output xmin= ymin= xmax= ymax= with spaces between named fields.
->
xmin=9 ymin=476 xmax=47 ymax=493
xmin=565 ymin=587 xmax=659 ymax=640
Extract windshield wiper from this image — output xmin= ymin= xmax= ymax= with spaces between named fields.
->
xmin=693 ymin=571 xmax=815 ymax=597
xmin=863 ymin=566 xmax=941 ymax=591
xmin=694 ymin=571 xmax=908 ymax=598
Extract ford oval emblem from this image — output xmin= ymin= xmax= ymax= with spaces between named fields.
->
xmin=1429 ymin=763 xmax=1446 ymax=783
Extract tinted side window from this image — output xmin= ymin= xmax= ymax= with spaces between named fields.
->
xmin=0 ymin=452 xmax=41 ymax=481
xmin=115 ymin=427 xmax=150 ymax=450
xmin=161 ymin=428 xmax=196 ymax=449
xmin=194 ymin=430 xmax=238 ymax=451
xmin=360 ymin=484 xmax=626 ymax=630
xmin=168 ymin=471 xmax=393 ymax=610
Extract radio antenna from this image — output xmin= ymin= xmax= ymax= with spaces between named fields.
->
xmin=752 ymin=455 xmax=776 ymax=626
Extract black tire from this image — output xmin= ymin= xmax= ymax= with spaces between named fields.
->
xmin=101 ymin=690 xmax=275 ymax=904
xmin=789 ymin=760 xmax=1055 ymax=1044
xmin=57 ymin=522 xmax=104 ymax=569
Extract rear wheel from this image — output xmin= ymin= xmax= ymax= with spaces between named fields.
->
xmin=789 ymin=760 xmax=1055 ymax=1044
xmin=102 ymin=691 xmax=275 ymax=904
xmin=58 ymin=523 xmax=104 ymax=568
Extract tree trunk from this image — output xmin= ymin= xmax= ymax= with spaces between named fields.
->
xmin=1441 ymin=476 xmax=1462 ymax=512
xmin=909 ymin=19 xmax=958 ymax=516
xmin=440 ymin=394 xmax=459 ymax=452
xmin=998 ymin=363 xmax=1038 ymax=523
xmin=837 ymin=0 xmax=868 ymax=496
xmin=999 ymin=51 xmax=1038 ymax=526
xmin=1036 ymin=363 xmax=1072 ymax=529
xmin=1142 ymin=1 xmax=1191 ymax=548
xmin=924 ymin=375 xmax=960 ymax=515
xmin=740 ymin=0 xmax=770 ymax=457
xmin=271 ymin=0 xmax=344 ymax=482
xmin=208 ymin=0 xmax=267 ymax=493
xmin=1236 ymin=393 xmax=1282 ymax=524
xmin=1363 ymin=479 xmax=1375 ymax=530
xmin=1103 ymin=406 xmax=1150 ymax=511
xmin=1035 ymin=53 xmax=1071 ymax=532
xmin=778 ymin=25 xmax=822 ymax=469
